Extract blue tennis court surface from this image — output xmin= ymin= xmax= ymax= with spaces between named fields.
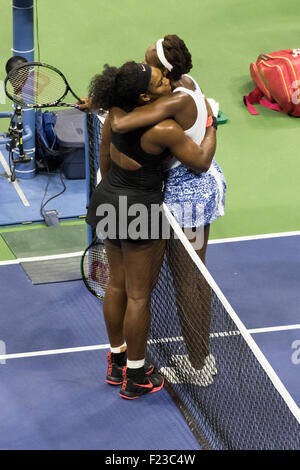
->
xmin=0 ymin=352 xmax=200 ymax=450
xmin=0 ymin=265 xmax=200 ymax=450
xmin=207 ymin=234 xmax=300 ymax=409
xmin=0 ymin=234 xmax=299 ymax=449
xmin=207 ymin=234 xmax=300 ymax=329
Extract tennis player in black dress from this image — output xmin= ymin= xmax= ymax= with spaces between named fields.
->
xmin=86 ymin=61 xmax=216 ymax=399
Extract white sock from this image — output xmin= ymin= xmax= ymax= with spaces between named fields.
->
xmin=127 ymin=359 xmax=145 ymax=369
xmin=111 ymin=342 xmax=127 ymax=354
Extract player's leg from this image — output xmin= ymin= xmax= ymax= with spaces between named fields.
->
xmin=103 ymin=239 xmax=127 ymax=385
xmin=170 ymin=224 xmax=211 ymax=370
xmin=120 ymin=239 xmax=166 ymax=399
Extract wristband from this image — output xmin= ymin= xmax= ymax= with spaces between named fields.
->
xmin=206 ymin=115 xmax=218 ymax=130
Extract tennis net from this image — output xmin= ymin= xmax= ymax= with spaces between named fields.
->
xmin=85 ymin=112 xmax=300 ymax=450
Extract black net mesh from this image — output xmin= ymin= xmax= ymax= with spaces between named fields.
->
xmin=86 ymin=113 xmax=102 ymax=197
xmin=86 ymin=112 xmax=103 ymax=240
xmin=86 ymin=112 xmax=300 ymax=451
xmin=149 ymin=224 xmax=300 ymax=450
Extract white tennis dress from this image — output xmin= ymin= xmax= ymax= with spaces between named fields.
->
xmin=163 ymin=75 xmax=226 ymax=228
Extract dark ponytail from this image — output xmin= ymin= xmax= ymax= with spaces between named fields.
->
xmin=88 ymin=64 xmax=118 ymax=110
xmin=88 ymin=61 xmax=151 ymax=112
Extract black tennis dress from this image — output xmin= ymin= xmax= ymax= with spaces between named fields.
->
xmin=86 ymin=127 xmax=170 ymax=244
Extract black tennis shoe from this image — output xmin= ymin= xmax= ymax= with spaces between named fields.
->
xmin=120 ymin=366 xmax=164 ymax=399
xmin=106 ymin=352 xmax=126 ymax=385
xmin=106 ymin=352 xmax=155 ymax=386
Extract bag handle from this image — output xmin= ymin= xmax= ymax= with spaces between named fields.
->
xmin=243 ymin=87 xmax=263 ymax=115
xmin=259 ymin=54 xmax=270 ymax=61
xmin=244 ymin=87 xmax=283 ymax=115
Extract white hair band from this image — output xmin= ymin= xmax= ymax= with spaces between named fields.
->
xmin=156 ymin=39 xmax=173 ymax=72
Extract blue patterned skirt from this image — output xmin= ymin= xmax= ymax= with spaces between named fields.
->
xmin=163 ymin=158 xmax=226 ymax=228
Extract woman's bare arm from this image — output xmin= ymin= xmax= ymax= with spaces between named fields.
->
xmin=145 ymin=119 xmax=216 ymax=173
xmin=109 ymin=92 xmax=188 ymax=133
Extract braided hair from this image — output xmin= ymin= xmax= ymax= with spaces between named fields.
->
xmin=161 ymin=34 xmax=193 ymax=81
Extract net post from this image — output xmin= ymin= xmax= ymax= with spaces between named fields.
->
xmin=12 ymin=0 xmax=35 ymax=179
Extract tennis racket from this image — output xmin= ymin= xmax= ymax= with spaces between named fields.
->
xmin=4 ymin=61 xmax=83 ymax=108
xmin=80 ymin=237 xmax=110 ymax=300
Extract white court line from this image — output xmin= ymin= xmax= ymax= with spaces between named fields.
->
xmin=0 ymin=251 xmax=84 ymax=266
xmin=0 ymin=232 xmax=299 ymax=373
xmin=209 ymin=230 xmax=300 ymax=244
xmin=0 ymin=150 xmax=30 ymax=207
xmin=1 ymin=324 xmax=300 ymax=362
xmin=0 ymin=344 xmax=110 ymax=362
xmin=0 ymin=229 xmax=299 ymax=267
xmin=249 ymin=324 xmax=300 ymax=334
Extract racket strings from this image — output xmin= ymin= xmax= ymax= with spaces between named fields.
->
xmin=82 ymin=242 xmax=109 ymax=299
xmin=6 ymin=65 xmax=67 ymax=106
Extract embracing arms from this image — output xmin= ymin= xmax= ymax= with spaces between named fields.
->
xmin=99 ymin=115 xmax=216 ymax=177
xmin=145 ymin=119 xmax=216 ymax=173
xmin=109 ymin=95 xmax=217 ymax=172
xmin=99 ymin=116 xmax=216 ymax=176
xmin=91 ymin=99 xmax=216 ymax=177
xmin=109 ymin=93 xmax=186 ymax=133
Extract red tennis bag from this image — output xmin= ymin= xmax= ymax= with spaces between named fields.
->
xmin=244 ymin=49 xmax=300 ymax=117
